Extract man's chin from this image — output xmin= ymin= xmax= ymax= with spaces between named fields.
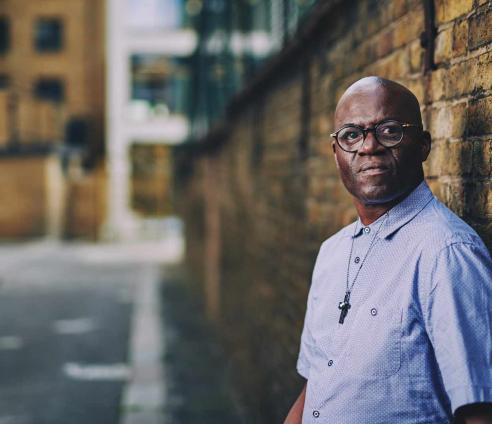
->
xmin=357 ymin=186 xmax=403 ymax=206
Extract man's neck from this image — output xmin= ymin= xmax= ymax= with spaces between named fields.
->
xmin=355 ymin=202 xmax=396 ymax=226
xmin=354 ymin=181 xmax=423 ymax=226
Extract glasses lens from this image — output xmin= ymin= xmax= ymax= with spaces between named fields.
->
xmin=376 ymin=121 xmax=403 ymax=146
xmin=337 ymin=126 xmax=363 ymax=151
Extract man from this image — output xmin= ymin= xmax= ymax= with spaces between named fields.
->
xmin=284 ymin=77 xmax=492 ymax=423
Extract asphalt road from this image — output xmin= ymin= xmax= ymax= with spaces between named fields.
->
xmin=0 ymin=240 xmax=181 ymax=424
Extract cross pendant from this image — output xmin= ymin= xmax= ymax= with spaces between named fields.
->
xmin=338 ymin=291 xmax=351 ymax=324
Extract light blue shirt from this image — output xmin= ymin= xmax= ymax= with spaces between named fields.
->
xmin=297 ymin=181 xmax=492 ymax=423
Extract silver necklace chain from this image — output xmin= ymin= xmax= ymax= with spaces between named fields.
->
xmin=345 ymin=212 xmax=389 ymax=294
xmin=338 ymin=213 xmax=389 ymax=324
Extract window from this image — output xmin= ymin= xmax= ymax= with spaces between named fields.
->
xmin=129 ymin=54 xmax=190 ymax=118
xmin=127 ymin=0 xmax=184 ymax=31
xmin=33 ymin=79 xmax=64 ymax=102
xmin=34 ymin=18 xmax=63 ymax=52
xmin=65 ymin=118 xmax=89 ymax=147
xmin=0 ymin=75 xmax=9 ymax=89
xmin=0 ymin=17 xmax=10 ymax=54
xmin=130 ymin=144 xmax=173 ymax=216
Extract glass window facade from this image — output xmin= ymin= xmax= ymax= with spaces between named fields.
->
xmin=187 ymin=0 xmax=319 ymax=139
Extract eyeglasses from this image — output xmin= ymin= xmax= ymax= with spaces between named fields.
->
xmin=330 ymin=120 xmax=422 ymax=152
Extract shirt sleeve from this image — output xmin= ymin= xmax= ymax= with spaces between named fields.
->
xmin=296 ymin=288 xmax=315 ymax=379
xmin=296 ymin=241 xmax=328 ymax=379
xmin=424 ymin=240 xmax=492 ymax=413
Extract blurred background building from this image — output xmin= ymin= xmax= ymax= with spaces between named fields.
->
xmin=0 ymin=0 xmax=105 ymax=239
xmin=0 ymin=0 xmax=317 ymax=241
xmin=105 ymin=0 xmax=196 ymax=241
xmin=105 ymin=0 xmax=317 ymax=240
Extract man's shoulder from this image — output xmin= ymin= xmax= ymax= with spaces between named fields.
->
xmin=413 ymin=195 xmax=485 ymax=251
xmin=319 ymin=221 xmax=356 ymax=250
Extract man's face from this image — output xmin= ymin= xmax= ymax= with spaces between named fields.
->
xmin=332 ymin=85 xmax=431 ymax=205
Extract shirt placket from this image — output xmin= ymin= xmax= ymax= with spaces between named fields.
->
xmin=308 ymin=227 xmax=375 ymax=422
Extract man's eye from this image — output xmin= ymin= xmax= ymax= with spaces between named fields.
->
xmin=381 ymin=126 xmax=398 ymax=134
xmin=340 ymin=130 xmax=361 ymax=142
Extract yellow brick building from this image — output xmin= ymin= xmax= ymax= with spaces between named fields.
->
xmin=0 ymin=0 xmax=105 ymax=239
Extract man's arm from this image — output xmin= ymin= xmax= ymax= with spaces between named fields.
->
xmin=284 ymin=383 xmax=307 ymax=424
xmin=422 ymin=241 xmax=492 ymax=416
xmin=454 ymin=403 xmax=492 ymax=424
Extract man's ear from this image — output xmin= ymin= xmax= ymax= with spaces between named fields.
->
xmin=421 ymin=131 xmax=431 ymax=162
xmin=332 ymin=141 xmax=340 ymax=169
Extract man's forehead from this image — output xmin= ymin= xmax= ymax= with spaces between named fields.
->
xmin=335 ymin=89 xmax=403 ymax=124
xmin=334 ymin=78 xmax=421 ymax=126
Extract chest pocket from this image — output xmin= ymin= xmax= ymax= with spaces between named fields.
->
xmin=345 ymin=304 xmax=402 ymax=377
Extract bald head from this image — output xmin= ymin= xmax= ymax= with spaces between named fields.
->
xmin=331 ymin=75 xmax=431 ymax=213
xmin=334 ymin=76 xmax=422 ymax=128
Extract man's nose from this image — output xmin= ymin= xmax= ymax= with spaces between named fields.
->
xmin=358 ymin=130 xmax=385 ymax=155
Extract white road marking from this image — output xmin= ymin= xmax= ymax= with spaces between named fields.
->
xmin=120 ymin=266 xmax=166 ymax=423
xmin=0 ymin=336 xmax=23 ymax=350
xmin=63 ymin=362 xmax=131 ymax=381
xmin=52 ymin=318 xmax=96 ymax=335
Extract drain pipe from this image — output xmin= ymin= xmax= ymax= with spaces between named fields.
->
xmin=420 ymin=0 xmax=437 ymax=73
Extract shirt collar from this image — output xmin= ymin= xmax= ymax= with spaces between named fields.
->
xmin=341 ymin=181 xmax=434 ymax=240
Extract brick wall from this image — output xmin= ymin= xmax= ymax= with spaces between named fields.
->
xmin=0 ymin=155 xmax=52 ymax=238
xmin=175 ymin=1 xmax=492 ymax=421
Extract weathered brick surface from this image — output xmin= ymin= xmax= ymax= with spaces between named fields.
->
xmin=176 ymin=1 xmax=492 ymax=421
xmin=0 ymin=156 xmax=50 ymax=238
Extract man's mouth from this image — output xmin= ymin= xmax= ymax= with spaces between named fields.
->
xmin=358 ymin=163 xmax=390 ymax=175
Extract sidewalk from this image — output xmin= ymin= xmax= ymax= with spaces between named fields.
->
xmin=159 ymin=271 xmax=244 ymax=423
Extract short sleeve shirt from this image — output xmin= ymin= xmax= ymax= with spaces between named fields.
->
xmin=297 ymin=181 xmax=492 ymax=423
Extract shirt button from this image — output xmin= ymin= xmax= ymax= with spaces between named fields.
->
xmin=363 ymin=227 xmax=371 ymax=234
xmin=313 ymin=410 xmax=320 ymax=418
xmin=354 ymin=256 xmax=360 ymax=264
xmin=371 ymin=307 xmax=377 ymax=316
xmin=328 ymin=359 xmax=334 ymax=366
